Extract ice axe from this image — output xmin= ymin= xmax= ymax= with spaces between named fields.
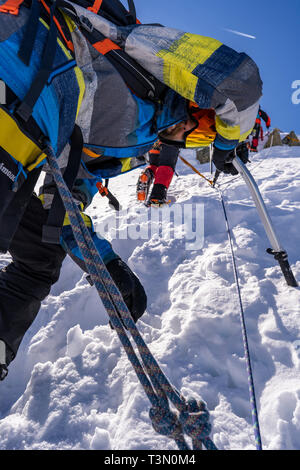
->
xmin=211 ymin=169 xmax=221 ymax=187
xmin=212 ymin=158 xmax=298 ymax=287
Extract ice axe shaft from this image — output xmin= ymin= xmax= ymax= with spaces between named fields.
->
xmin=212 ymin=169 xmax=220 ymax=187
xmin=232 ymin=157 xmax=298 ymax=287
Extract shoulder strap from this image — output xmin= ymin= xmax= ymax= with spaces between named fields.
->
xmin=42 ymin=124 xmax=83 ymax=244
xmin=17 ymin=0 xmax=41 ymax=66
xmin=70 ymin=0 xmax=137 ymax=25
xmin=16 ymin=0 xmax=59 ymax=122
xmin=126 ymin=0 xmax=136 ymax=23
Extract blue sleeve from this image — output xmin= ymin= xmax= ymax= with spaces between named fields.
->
xmin=61 ymin=223 xmax=118 ymax=267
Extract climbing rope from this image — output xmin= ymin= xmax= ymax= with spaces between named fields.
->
xmin=180 ymin=154 xmax=263 ymax=450
xmin=45 ymin=142 xmax=217 ymax=451
xmin=215 ymin=188 xmax=263 ymax=450
xmin=179 ymin=155 xmax=214 ymax=185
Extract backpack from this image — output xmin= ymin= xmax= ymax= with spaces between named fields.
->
xmin=0 ymin=0 xmax=172 ymax=250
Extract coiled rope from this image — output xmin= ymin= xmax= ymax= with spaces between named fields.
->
xmin=45 ymin=143 xmax=217 ymax=451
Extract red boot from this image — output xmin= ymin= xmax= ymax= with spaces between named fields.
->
xmin=250 ymin=137 xmax=258 ymax=152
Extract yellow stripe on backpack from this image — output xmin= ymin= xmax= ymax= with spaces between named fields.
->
xmin=0 ymin=106 xmax=46 ymax=171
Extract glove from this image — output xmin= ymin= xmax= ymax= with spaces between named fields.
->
xmin=235 ymin=142 xmax=249 ymax=164
xmin=106 ymin=257 xmax=147 ymax=323
xmin=212 ymin=146 xmax=238 ymax=175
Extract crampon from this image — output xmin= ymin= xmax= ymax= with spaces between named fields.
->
xmin=136 ymin=167 xmax=154 ymax=202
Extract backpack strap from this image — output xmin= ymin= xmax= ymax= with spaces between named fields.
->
xmin=58 ymin=1 xmax=166 ymax=103
xmin=77 ymin=0 xmax=137 ymax=25
xmin=126 ymin=0 xmax=136 ymax=24
xmin=17 ymin=0 xmax=41 ymax=66
xmin=42 ymin=124 xmax=83 ymax=244
xmin=87 ymin=0 xmax=103 ymax=14
xmin=80 ymin=23 xmax=166 ymax=102
xmin=40 ymin=0 xmax=74 ymax=52
xmin=16 ymin=0 xmax=59 ymax=122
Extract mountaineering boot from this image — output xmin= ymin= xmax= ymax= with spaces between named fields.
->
xmin=105 ymin=257 xmax=147 ymax=328
xmin=136 ymin=167 xmax=154 ymax=202
xmin=250 ymin=137 xmax=258 ymax=152
xmin=0 ymin=364 xmax=8 ymax=381
xmin=147 ymin=183 xmax=169 ymax=207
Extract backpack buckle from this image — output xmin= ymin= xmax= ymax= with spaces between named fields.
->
xmin=79 ymin=15 xmax=94 ymax=33
xmin=0 ymin=0 xmax=25 ymax=15
xmin=0 ymin=4 xmax=19 ymax=15
xmin=96 ymin=181 xmax=109 ymax=197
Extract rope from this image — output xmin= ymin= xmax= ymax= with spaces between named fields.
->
xmin=179 ymin=154 xmax=263 ymax=450
xmin=45 ymin=142 xmax=217 ymax=451
xmin=179 ymin=155 xmax=213 ymax=185
xmin=216 ymin=188 xmax=263 ymax=450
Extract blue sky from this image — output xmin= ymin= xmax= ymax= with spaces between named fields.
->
xmin=134 ymin=0 xmax=300 ymax=134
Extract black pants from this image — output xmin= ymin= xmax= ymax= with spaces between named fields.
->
xmin=0 ymin=195 xmax=66 ymax=363
xmin=149 ymin=145 xmax=179 ymax=171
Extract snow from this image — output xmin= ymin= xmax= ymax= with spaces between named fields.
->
xmin=0 ymin=138 xmax=299 ymax=450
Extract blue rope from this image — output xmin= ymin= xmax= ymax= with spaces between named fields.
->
xmin=216 ymin=187 xmax=263 ymax=450
xmin=45 ymin=143 xmax=217 ymax=451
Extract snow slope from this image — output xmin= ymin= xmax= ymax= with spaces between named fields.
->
xmin=0 ymin=139 xmax=299 ymax=450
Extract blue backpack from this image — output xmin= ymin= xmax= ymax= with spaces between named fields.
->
xmin=0 ymin=0 xmax=176 ymax=250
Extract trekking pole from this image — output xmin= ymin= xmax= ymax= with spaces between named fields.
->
xmin=232 ymin=157 xmax=298 ymax=287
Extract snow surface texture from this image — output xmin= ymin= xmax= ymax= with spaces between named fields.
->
xmin=0 ymin=136 xmax=299 ymax=450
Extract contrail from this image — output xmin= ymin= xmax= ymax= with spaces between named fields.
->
xmin=224 ymin=28 xmax=256 ymax=39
